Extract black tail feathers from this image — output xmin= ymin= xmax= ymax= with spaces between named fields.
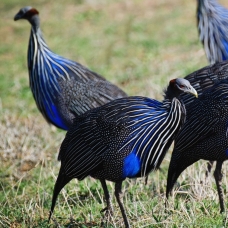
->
xmin=48 ymin=169 xmax=71 ymax=223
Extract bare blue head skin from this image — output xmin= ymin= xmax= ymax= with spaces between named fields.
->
xmin=165 ymin=78 xmax=198 ymax=100
xmin=175 ymin=78 xmax=198 ymax=97
xmin=14 ymin=6 xmax=40 ymax=28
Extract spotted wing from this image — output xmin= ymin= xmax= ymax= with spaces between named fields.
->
xmin=175 ymin=82 xmax=228 ymax=152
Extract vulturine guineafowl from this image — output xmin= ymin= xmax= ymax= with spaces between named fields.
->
xmin=166 ymin=80 xmax=228 ymax=213
xmin=197 ymin=0 xmax=228 ymax=64
xmin=14 ymin=6 xmax=127 ymax=130
xmin=145 ymin=61 xmax=228 ymax=185
xmin=48 ymin=78 xmax=197 ymax=227
xmin=182 ymin=61 xmax=228 ymax=176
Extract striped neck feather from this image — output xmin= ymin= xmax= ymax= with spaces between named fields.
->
xmin=198 ymin=0 xmax=228 ymax=63
xmin=27 ymin=27 xmax=77 ymax=128
xmin=122 ymin=98 xmax=183 ymax=178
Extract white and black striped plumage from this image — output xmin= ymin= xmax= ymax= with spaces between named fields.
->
xmin=166 ymin=80 xmax=228 ymax=212
xmin=49 ymin=78 xmax=197 ymax=227
xmin=14 ymin=6 xmax=127 ymax=130
xmin=197 ymin=0 xmax=228 ymax=64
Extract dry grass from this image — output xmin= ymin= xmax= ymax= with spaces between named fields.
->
xmin=1 ymin=0 xmax=228 ymax=227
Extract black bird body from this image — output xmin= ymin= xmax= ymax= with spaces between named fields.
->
xmin=142 ymin=61 xmax=228 ymax=186
xmin=166 ymin=81 xmax=228 ymax=212
xmin=14 ymin=6 xmax=126 ymax=130
xmin=197 ymin=0 xmax=228 ymax=64
xmin=59 ymin=96 xmax=185 ymax=181
xmin=49 ymin=78 xmax=197 ymax=227
xmin=181 ymin=61 xmax=228 ymax=175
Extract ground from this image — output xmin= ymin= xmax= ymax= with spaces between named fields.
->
xmin=1 ymin=0 xmax=228 ymax=227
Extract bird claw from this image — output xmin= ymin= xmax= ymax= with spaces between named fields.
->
xmin=100 ymin=206 xmax=114 ymax=216
xmin=100 ymin=206 xmax=114 ymax=227
xmin=100 ymin=207 xmax=108 ymax=214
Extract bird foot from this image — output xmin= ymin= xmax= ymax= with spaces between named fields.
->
xmin=100 ymin=206 xmax=114 ymax=217
xmin=100 ymin=206 xmax=114 ymax=227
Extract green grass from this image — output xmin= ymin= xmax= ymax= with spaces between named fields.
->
xmin=1 ymin=0 xmax=228 ymax=227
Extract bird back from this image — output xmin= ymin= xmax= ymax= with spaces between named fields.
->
xmin=27 ymin=27 xmax=127 ymax=129
xmin=175 ymin=80 xmax=228 ymax=154
xmin=181 ymin=60 xmax=228 ymax=107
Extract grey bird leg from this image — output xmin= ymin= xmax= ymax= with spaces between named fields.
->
xmin=213 ymin=161 xmax=225 ymax=213
xmin=205 ymin=160 xmax=214 ymax=178
xmin=100 ymin=179 xmax=114 ymax=216
xmin=115 ymin=181 xmax=130 ymax=228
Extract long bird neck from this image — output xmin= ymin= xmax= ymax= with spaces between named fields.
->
xmin=163 ymin=83 xmax=186 ymax=123
xmin=137 ymin=97 xmax=185 ymax=177
xmin=197 ymin=0 xmax=228 ymax=63
xmin=164 ymin=84 xmax=181 ymax=101
xmin=198 ymin=0 xmax=217 ymax=7
xmin=27 ymin=14 xmax=69 ymax=130
xmin=29 ymin=14 xmax=40 ymax=32
xmin=197 ymin=0 xmax=219 ymax=13
xmin=29 ymin=15 xmax=49 ymax=50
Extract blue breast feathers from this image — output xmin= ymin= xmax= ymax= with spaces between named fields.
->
xmin=123 ymin=152 xmax=141 ymax=178
xmin=221 ymin=39 xmax=228 ymax=60
xmin=44 ymin=101 xmax=68 ymax=130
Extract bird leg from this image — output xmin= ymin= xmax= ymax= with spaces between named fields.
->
xmin=213 ymin=161 xmax=225 ymax=213
xmin=115 ymin=181 xmax=130 ymax=228
xmin=100 ymin=179 xmax=114 ymax=217
xmin=205 ymin=160 xmax=214 ymax=178
xmin=145 ymin=176 xmax=148 ymax=185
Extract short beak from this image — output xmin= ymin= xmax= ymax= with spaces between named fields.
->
xmin=189 ymin=87 xmax=198 ymax=98
xmin=14 ymin=12 xmax=22 ymax=21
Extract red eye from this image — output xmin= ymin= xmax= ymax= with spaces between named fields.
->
xmin=179 ymin=85 xmax=185 ymax=88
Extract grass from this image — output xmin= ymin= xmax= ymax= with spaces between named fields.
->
xmin=1 ymin=0 xmax=228 ymax=227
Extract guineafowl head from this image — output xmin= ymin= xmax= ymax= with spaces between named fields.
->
xmin=14 ymin=6 xmax=39 ymax=27
xmin=165 ymin=78 xmax=198 ymax=100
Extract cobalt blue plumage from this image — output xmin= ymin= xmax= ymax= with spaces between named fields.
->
xmin=48 ymin=78 xmax=197 ymax=227
xmin=197 ymin=0 xmax=228 ymax=63
xmin=166 ymin=80 xmax=228 ymax=213
xmin=14 ymin=6 xmax=127 ymax=130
